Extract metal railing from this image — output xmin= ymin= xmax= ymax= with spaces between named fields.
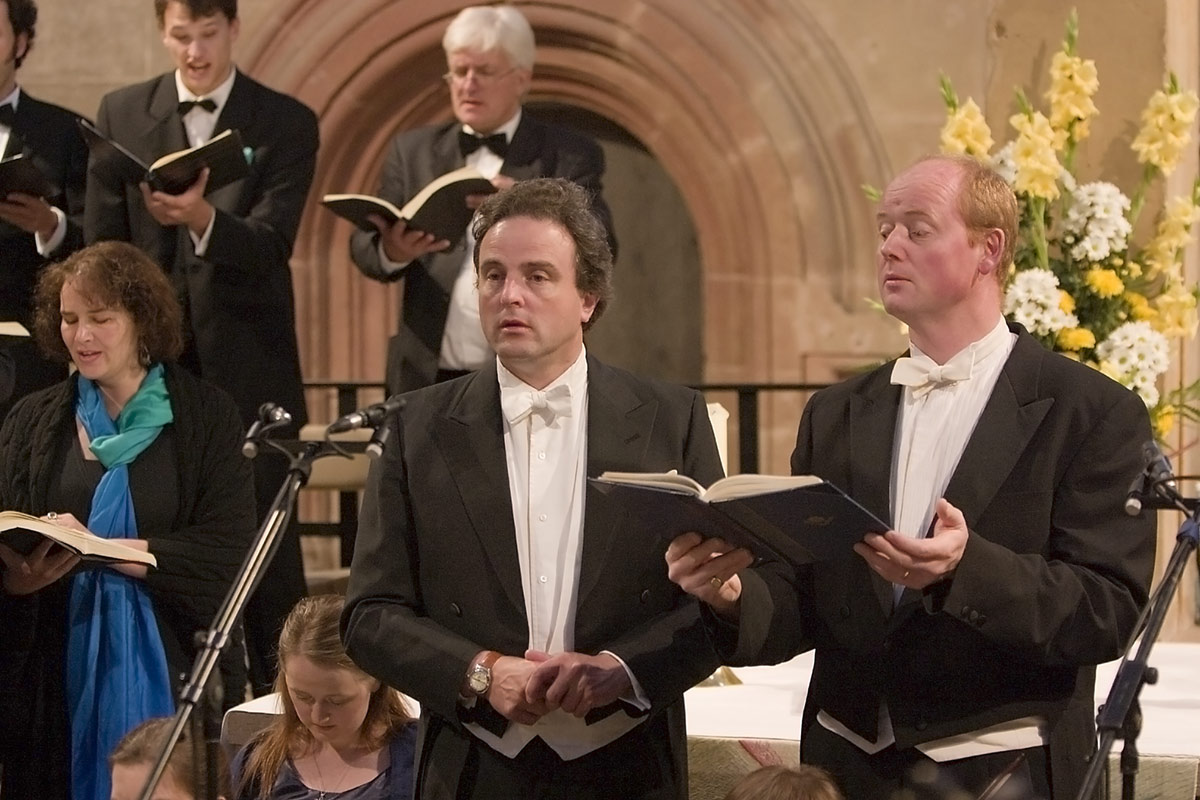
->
xmin=303 ymin=380 xmax=833 ymax=474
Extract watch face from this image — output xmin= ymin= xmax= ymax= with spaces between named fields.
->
xmin=468 ymin=664 xmax=490 ymax=694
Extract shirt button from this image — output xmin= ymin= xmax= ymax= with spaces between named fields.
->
xmin=538 ymin=452 xmax=546 ymax=460
xmin=538 ymin=513 xmax=547 ymax=522
xmin=539 ymin=575 xmax=548 ymax=584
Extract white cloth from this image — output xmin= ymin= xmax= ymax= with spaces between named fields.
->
xmin=819 ymin=318 xmax=1045 ymax=760
xmin=435 ymin=110 xmax=521 ymax=370
xmin=0 ymin=85 xmax=17 ymax=159
xmin=464 ymin=349 xmax=647 ymax=761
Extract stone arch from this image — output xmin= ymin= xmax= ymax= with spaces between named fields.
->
xmin=238 ymin=0 xmax=890 ymax=388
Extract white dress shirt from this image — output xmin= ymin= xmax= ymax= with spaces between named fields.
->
xmin=818 ymin=318 xmax=1046 ymax=761
xmin=464 ymin=349 xmax=649 ymax=760
xmin=173 ymin=67 xmax=237 ymax=255
xmin=377 ymin=111 xmax=523 ymax=371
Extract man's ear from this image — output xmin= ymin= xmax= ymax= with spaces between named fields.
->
xmin=13 ymin=33 xmax=28 ymax=66
xmin=977 ymin=228 xmax=1005 ymax=278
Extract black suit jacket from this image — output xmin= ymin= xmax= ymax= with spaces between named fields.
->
xmin=724 ymin=326 xmax=1156 ymax=800
xmin=342 ymin=356 xmax=723 ymax=799
xmin=0 ymin=90 xmax=88 ymax=324
xmin=84 ymin=71 xmax=316 ymax=427
xmin=349 ymin=113 xmax=615 ymax=395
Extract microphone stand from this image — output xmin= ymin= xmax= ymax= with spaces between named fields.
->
xmin=1074 ymin=476 xmax=1200 ymax=800
xmin=137 ymin=418 xmax=354 ymax=800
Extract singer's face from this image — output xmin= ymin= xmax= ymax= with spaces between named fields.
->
xmin=477 ymin=216 xmax=597 ymax=389
xmin=59 ymin=279 xmax=142 ymax=391
xmin=0 ymin=2 xmax=29 ymax=98
xmin=110 ymin=761 xmax=192 ymax=800
xmin=159 ymin=1 xmax=239 ymax=98
xmin=446 ymin=48 xmax=529 ymax=135
xmin=284 ymin=655 xmax=377 ymax=751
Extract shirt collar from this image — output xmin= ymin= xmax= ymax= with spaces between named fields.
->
xmin=907 ymin=317 xmax=1010 ymax=378
xmin=497 ymin=345 xmax=588 ymax=407
xmin=174 ymin=67 xmax=237 ymax=113
xmin=463 ymin=108 xmax=523 ymax=144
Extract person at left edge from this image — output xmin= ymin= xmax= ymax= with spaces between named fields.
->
xmin=0 ymin=241 xmax=256 ymax=800
xmin=0 ymin=0 xmax=88 ymax=419
xmin=84 ymin=0 xmax=317 ymax=696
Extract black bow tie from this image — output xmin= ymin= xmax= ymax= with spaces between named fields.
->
xmin=458 ymin=130 xmax=508 ymax=158
xmin=177 ymin=98 xmax=217 ymax=116
xmin=0 ymin=103 xmax=15 ymax=127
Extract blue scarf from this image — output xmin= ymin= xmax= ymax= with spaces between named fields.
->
xmin=67 ymin=364 xmax=175 ymax=800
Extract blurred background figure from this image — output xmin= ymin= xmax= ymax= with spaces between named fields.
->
xmin=232 ymin=594 xmax=416 ymax=800
xmin=722 ymin=765 xmax=844 ymax=800
xmin=0 ymin=240 xmax=256 ymax=800
xmin=109 ymin=715 xmax=230 ymax=800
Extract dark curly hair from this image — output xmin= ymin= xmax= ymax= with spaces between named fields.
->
xmin=5 ymin=0 xmax=36 ymax=68
xmin=471 ymin=177 xmax=615 ymax=331
xmin=33 ymin=241 xmax=184 ymax=366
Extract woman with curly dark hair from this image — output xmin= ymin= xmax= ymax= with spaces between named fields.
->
xmin=0 ymin=240 xmax=257 ymax=800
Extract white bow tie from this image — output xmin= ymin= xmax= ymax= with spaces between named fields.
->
xmin=890 ymin=355 xmax=973 ymax=398
xmin=501 ymin=383 xmax=573 ymax=424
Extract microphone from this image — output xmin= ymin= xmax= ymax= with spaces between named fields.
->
xmin=327 ymin=395 xmax=406 ymax=434
xmin=242 ymin=402 xmax=293 ymax=458
xmin=1143 ymin=440 xmax=1176 ymax=493
xmin=1124 ymin=472 xmax=1147 ymax=516
xmin=1125 ymin=440 xmax=1178 ymax=514
xmin=365 ymin=420 xmax=392 ymax=459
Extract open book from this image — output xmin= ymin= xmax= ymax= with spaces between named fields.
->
xmin=322 ymin=165 xmax=497 ymax=246
xmin=589 ymin=471 xmax=889 ymax=567
xmin=0 ymin=510 xmax=158 ymax=568
xmin=0 ymin=154 xmax=56 ymax=199
xmin=78 ymin=119 xmax=249 ymax=195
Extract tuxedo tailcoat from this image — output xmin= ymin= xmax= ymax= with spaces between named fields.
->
xmin=349 ymin=114 xmax=615 ymax=395
xmin=726 ymin=326 xmax=1156 ymax=800
xmin=84 ymin=70 xmax=314 ymax=429
xmin=343 ymin=357 xmax=723 ymax=799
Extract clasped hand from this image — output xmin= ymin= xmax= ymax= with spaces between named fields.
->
xmin=484 ymin=650 xmax=630 ymax=725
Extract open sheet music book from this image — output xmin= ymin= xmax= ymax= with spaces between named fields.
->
xmin=322 ymin=165 xmax=496 ymax=245
xmin=0 ymin=510 xmax=157 ymax=567
xmin=589 ymin=471 xmax=889 ymax=567
xmin=78 ymin=119 xmax=249 ymax=195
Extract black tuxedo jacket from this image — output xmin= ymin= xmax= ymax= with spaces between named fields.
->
xmin=0 ymin=91 xmax=88 ymax=324
xmin=349 ymin=113 xmax=615 ymax=395
xmin=725 ymin=326 xmax=1156 ymax=800
xmin=84 ymin=71 xmax=316 ymax=427
xmin=342 ymin=356 xmax=722 ymax=799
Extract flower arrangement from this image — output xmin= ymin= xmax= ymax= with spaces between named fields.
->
xmin=937 ymin=11 xmax=1200 ymax=439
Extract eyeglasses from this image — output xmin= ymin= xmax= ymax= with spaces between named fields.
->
xmin=443 ymin=65 xmax=518 ymax=87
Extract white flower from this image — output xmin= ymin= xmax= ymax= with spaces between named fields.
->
xmin=1004 ymin=269 xmax=1077 ymax=335
xmin=1063 ymin=181 xmax=1133 ymax=261
xmin=1095 ymin=321 xmax=1170 ymax=407
xmin=990 ymin=142 xmax=1018 ymax=186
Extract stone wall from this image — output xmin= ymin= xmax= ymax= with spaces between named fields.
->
xmin=21 ymin=0 xmax=1197 ymax=639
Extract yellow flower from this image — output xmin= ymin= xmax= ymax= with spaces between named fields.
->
xmin=1153 ymin=283 xmax=1199 ymax=338
xmin=1125 ymin=291 xmax=1158 ymax=322
xmin=1058 ymin=290 xmax=1076 ymax=314
xmin=1131 ymin=84 xmax=1200 ymax=175
xmin=1046 ymin=51 xmax=1099 ymax=140
xmin=1084 ymin=268 xmax=1124 ymax=297
xmin=1153 ymin=405 xmax=1177 ymax=439
xmin=940 ymin=98 xmax=994 ymax=157
xmin=1143 ymin=194 xmax=1200 ymax=277
xmin=1056 ymin=327 xmax=1096 ymax=350
xmin=1009 ymin=111 xmax=1062 ymax=200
